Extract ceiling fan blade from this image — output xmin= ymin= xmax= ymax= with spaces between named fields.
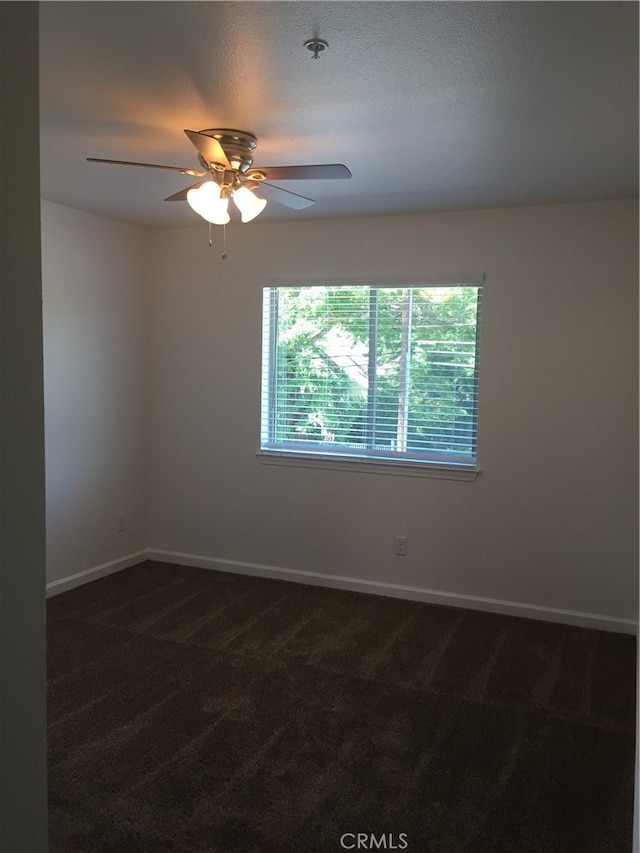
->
xmin=87 ymin=157 xmax=206 ymax=177
xmin=257 ymin=182 xmax=315 ymax=210
xmin=250 ymin=164 xmax=351 ymax=181
xmin=164 ymin=181 xmax=207 ymax=202
xmin=184 ymin=130 xmax=231 ymax=170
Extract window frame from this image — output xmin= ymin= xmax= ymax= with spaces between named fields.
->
xmin=258 ymin=275 xmax=484 ymax=480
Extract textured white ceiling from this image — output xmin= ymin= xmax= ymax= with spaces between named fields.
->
xmin=39 ymin=1 xmax=638 ymax=228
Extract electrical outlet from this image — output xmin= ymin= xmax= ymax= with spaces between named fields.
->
xmin=117 ymin=513 xmax=126 ymax=533
xmin=394 ymin=535 xmax=408 ymax=557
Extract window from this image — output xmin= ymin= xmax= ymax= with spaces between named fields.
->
xmin=260 ymin=280 xmax=482 ymax=472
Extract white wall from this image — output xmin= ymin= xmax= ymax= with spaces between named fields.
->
xmin=1 ymin=4 xmax=48 ymax=849
xmin=41 ymin=201 xmax=149 ymax=587
xmin=145 ymin=199 xmax=638 ymax=628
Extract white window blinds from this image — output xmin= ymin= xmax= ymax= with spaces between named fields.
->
xmin=261 ymin=281 xmax=482 ymax=469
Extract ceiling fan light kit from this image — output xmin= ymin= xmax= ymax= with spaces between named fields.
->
xmin=87 ymin=121 xmax=350 ymax=254
xmin=186 ymin=182 xmax=230 ymax=226
xmin=232 ymin=185 xmax=267 ymax=223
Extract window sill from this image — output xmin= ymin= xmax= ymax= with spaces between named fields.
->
xmin=256 ymin=450 xmax=480 ymax=481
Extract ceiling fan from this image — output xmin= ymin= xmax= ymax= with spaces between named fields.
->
xmin=87 ymin=128 xmax=352 ymax=225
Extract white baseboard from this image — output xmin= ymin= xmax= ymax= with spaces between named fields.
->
xmin=46 ymin=550 xmax=149 ymax=597
xmin=147 ymin=548 xmax=638 ymax=635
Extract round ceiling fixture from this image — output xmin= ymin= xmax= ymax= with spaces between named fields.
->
xmin=303 ymin=38 xmax=328 ymax=59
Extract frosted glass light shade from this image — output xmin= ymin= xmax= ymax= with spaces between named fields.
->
xmin=187 ymin=182 xmax=230 ymax=225
xmin=232 ymin=185 xmax=267 ymax=223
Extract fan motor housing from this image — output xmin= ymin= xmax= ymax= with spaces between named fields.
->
xmin=197 ymin=128 xmax=257 ymax=172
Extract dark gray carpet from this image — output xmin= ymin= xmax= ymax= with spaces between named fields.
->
xmin=48 ymin=560 xmax=636 ymax=853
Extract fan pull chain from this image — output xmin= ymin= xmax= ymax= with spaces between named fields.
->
xmin=221 ymin=223 xmax=228 ymax=260
xmin=204 ymin=222 xmax=228 ymax=259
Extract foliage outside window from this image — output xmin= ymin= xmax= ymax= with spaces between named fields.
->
xmin=260 ymin=281 xmax=482 ymax=470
